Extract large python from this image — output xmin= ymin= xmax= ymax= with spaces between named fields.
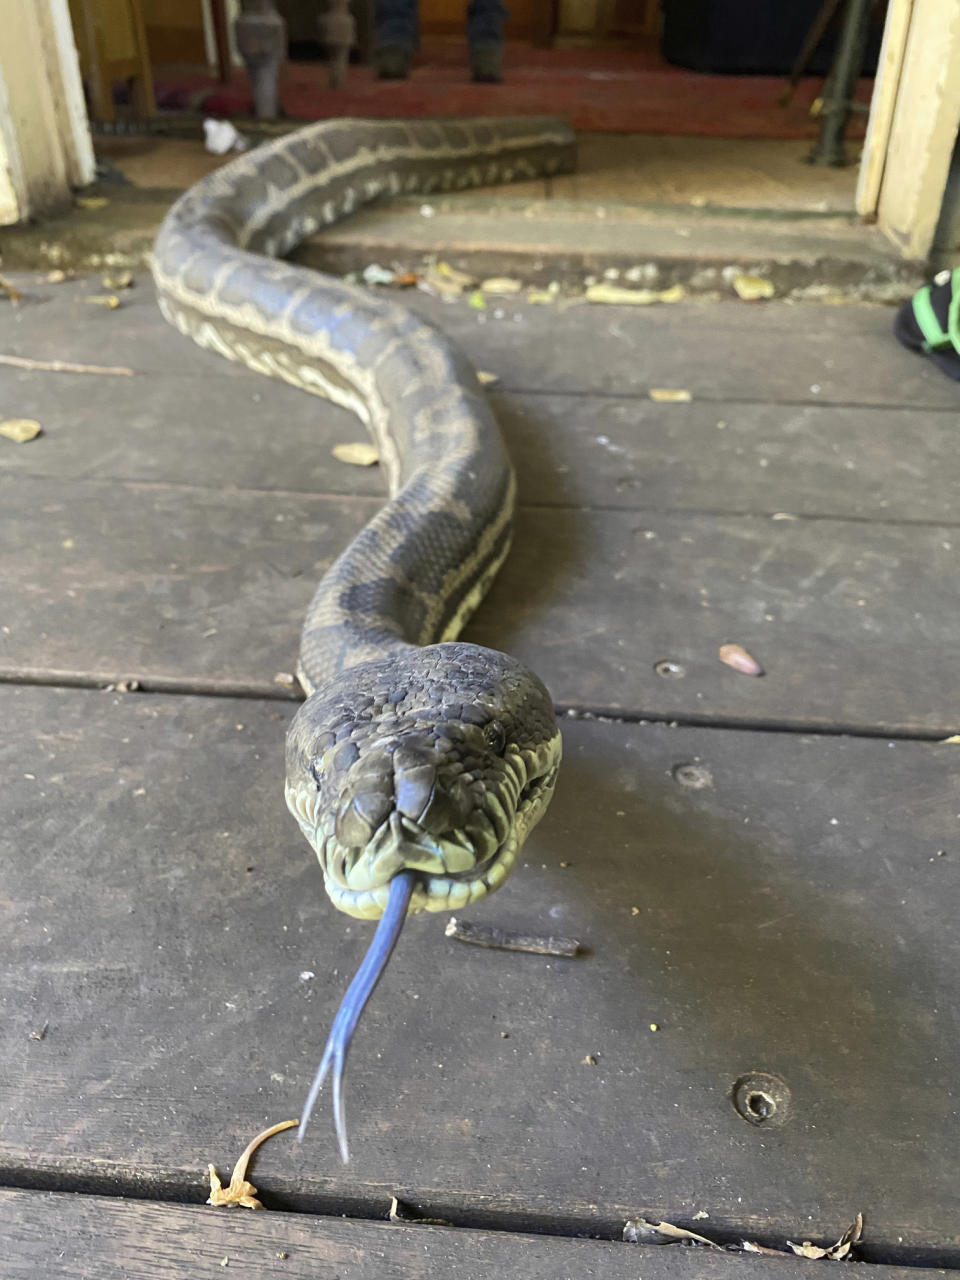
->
xmin=151 ymin=116 xmax=573 ymax=1161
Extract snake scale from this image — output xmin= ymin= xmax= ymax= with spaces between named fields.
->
xmin=151 ymin=116 xmax=574 ymax=1160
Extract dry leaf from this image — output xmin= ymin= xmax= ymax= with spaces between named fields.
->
xmin=206 ymin=1119 xmax=298 ymax=1210
xmin=476 ymin=370 xmax=499 ymax=386
xmin=417 ymin=261 xmax=474 ymax=299
xmin=649 ymin=388 xmax=692 ymax=403
xmin=742 ymin=1241 xmax=787 ymax=1256
xmin=480 ymin=276 xmax=522 ymax=295
xmin=0 ymin=418 xmax=42 ymax=443
xmin=719 ymin=643 xmax=764 ymax=676
xmin=624 ymin=1218 xmax=721 ymax=1248
xmin=0 ymin=274 xmax=22 ymax=305
xmin=732 ymin=273 xmax=775 ymax=301
xmin=332 ymin=442 xmax=379 ymax=466
xmin=528 ymin=282 xmax=560 ymax=304
xmin=787 ymin=1214 xmax=863 ymax=1261
xmin=76 ymin=196 xmax=109 ymax=210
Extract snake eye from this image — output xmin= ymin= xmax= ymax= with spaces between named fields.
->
xmin=483 ymin=720 xmax=507 ymax=755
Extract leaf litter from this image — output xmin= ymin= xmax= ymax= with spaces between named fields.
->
xmin=623 ymin=1213 xmax=864 ymax=1260
xmin=206 ymin=1119 xmax=298 ymax=1209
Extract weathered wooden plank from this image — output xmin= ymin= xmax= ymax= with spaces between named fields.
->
xmin=6 ymin=362 xmax=960 ymax=524
xmin=3 ymin=684 xmax=960 ymax=1254
xmin=2 ymin=473 xmax=959 ymax=732
xmin=3 ymin=1189 xmax=953 ymax=1280
xmin=0 ymin=274 xmax=948 ymax=409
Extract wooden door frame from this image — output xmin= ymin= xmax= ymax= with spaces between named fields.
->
xmin=0 ymin=0 xmax=95 ymax=225
xmin=857 ymin=0 xmax=960 ymax=260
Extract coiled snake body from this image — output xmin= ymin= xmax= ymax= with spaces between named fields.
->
xmin=152 ymin=116 xmax=573 ymax=1158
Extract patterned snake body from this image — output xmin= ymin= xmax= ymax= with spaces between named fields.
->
xmin=152 ymin=116 xmax=573 ymax=1154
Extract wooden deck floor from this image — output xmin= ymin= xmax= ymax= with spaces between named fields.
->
xmin=2 ymin=277 xmax=959 ymax=1276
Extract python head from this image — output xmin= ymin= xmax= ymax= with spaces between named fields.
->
xmin=286 ymin=641 xmax=561 ymax=1160
xmin=285 ymin=641 xmax=562 ymax=920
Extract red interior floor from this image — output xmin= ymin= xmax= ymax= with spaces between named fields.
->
xmin=154 ymin=39 xmax=872 ymax=139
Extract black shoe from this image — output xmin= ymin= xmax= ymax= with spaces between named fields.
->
xmin=470 ymin=45 xmax=503 ymax=83
xmin=375 ymin=45 xmax=411 ymax=79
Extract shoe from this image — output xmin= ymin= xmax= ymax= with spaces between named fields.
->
xmin=375 ymin=45 xmax=411 ymax=79
xmin=470 ymin=45 xmax=502 ymax=83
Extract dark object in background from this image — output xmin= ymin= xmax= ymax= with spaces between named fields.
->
xmin=235 ymin=0 xmax=287 ymax=118
xmin=662 ymin=0 xmax=884 ymax=76
xmin=372 ymin=0 xmax=508 ymax=80
xmin=318 ymin=0 xmax=357 ymax=86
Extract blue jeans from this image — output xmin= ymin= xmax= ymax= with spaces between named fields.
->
xmin=375 ymin=0 xmax=508 ymax=49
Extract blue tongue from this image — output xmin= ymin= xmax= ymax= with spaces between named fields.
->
xmin=298 ymin=869 xmax=416 ymax=1163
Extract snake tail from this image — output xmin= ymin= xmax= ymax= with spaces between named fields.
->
xmin=299 ymin=868 xmax=416 ymax=1161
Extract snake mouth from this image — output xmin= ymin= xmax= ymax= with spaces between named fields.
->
xmin=286 ymin=732 xmax=562 ymax=920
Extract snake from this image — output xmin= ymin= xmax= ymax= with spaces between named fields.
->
xmin=151 ymin=116 xmax=574 ymax=1162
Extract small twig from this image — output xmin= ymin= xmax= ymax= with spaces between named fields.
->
xmin=206 ymin=1119 xmax=298 ymax=1210
xmin=444 ymin=916 xmax=580 ymax=957
xmin=0 ymin=354 xmax=134 ymax=376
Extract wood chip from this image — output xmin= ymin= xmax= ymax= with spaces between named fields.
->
xmin=476 ymin=370 xmax=499 ymax=385
xmin=75 ymin=195 xmax=109 ymax=210
xmin=940 ymin=734 xmax=960 ymax=744
xmin=732 ymin=273 xmax=775 ymax=301
xmin=718 ymin=643 xmax=764 ymax=676
xmin=445 ymin=916 xmax=580 ymax=957
xmin=332 ymin=441 xmax=379 ymax=466
xmin=480 ymin=276 xmax=523 ymax=294
xmin=0 ymin=354 xmax=134 ymax=376
xmin=586 ymin=282 xmax=686 ymax=306
xmin=206 ymin=1119 xmax=298 ymax=1210
xmin=649 ymin=388 xmax=692 ymax=403
xmin=84 ymin=294 xmax=122 ymax=309
xmin=0 ymin=419 xmax=42 ymax=443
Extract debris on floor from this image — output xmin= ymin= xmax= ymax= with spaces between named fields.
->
xmin=444 ymin=916 xmax=581 ymax=957
xmin=332 ymin=441 xmax=379 ymax=466
xmin=204 ymin=119 xmax=249 ymax=155
xmin=718 ymin=643 xmax=764 ymax=676
xmin=731 ymin=273 xmax=776 ymax=301
xmin=623 ymin=1213 xmax=865 ymax=1260
xmin=206 ymin=1119 xmax=298 ymax=1210
xmin=0 ymin=418 xmax=42 ymax=443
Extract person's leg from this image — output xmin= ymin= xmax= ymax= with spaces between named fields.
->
xmin=375 ymin=0 xmax=418 ymax=77
xmin=466 ymin=0 xmax=508 ymax=81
